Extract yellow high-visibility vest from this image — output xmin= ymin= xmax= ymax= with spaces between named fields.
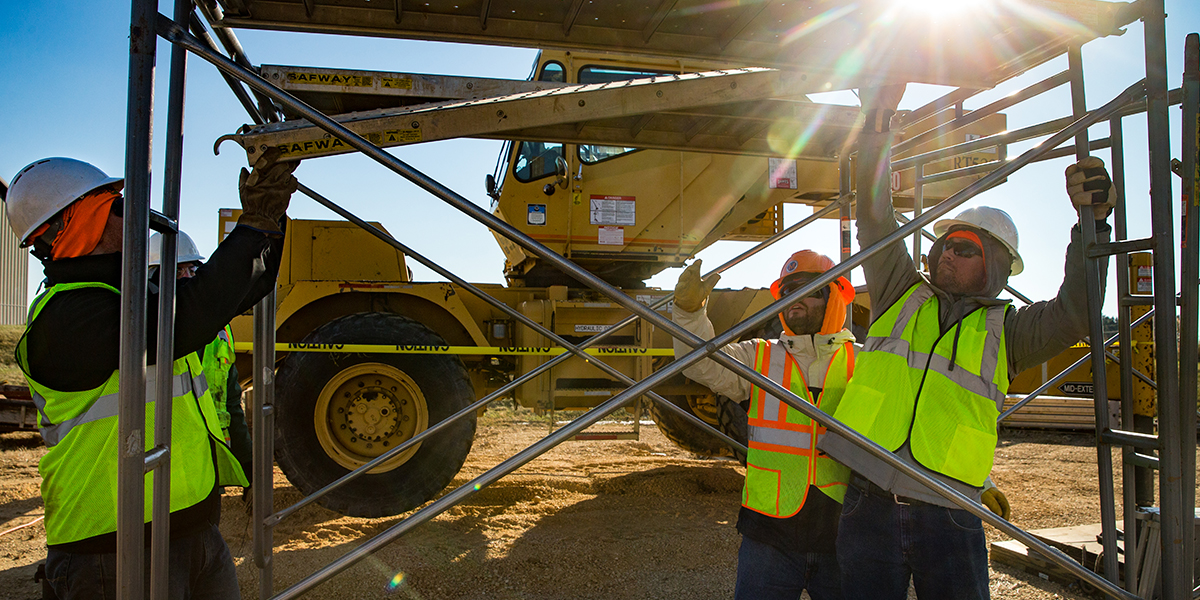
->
xmin=832 ymin=283 xmax=1009 ymax=487
xmin=16 ymin=282 xmax=247 ymax=545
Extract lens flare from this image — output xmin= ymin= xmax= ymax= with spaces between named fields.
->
xmin=385 ymin=572 xmax=406 ymax=593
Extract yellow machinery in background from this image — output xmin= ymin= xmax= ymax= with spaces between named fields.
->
xmin=222 ymin=50 xmax=1006 ymax=517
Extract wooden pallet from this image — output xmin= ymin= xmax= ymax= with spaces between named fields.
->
xmin=992 ymin=512 xmax=1200 ymax=596
xmin=990 ymin=522 xmax=1123 ymax=588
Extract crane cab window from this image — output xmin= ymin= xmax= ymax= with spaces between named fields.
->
xmin=513 ymin=141 xmax=564 ymax=182
xmin=577 ymin=65 xmax=674 ymax=164
xmin=512 ymin=62 xmax=567 ymax=182
xmin=538 ymin=61 xmax=565 ymax=83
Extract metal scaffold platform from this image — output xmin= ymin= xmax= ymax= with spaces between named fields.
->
xmin=101 ymin=0 xmax=1196 ymax=598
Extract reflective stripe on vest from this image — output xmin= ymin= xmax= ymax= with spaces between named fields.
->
xmin=31 ymin=368 xmax=205 ymax=446
xmin=743 ymin=339 xmax=853 ymax=517
xmin=833 ymin=283 xmax=1009 ymax=487
xmin=15 ymin=281 xmax=247 ymax=545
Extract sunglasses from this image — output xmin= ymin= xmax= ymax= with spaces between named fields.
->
xmin=779 ymin=280 xmax=830 ymax=302
xmin=942 ymin=238 xmax=982 ymax=259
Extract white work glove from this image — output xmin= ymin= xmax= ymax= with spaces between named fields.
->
xmin=982 ymin=477 xmax=1011 ymax=520
xmin=1065 ymin=156 xmax=1116 ymax=220
xmin=674 ymin=260 xmax=720 ymax=313
xmin=859 ymin=84 xmax=907 ymax=132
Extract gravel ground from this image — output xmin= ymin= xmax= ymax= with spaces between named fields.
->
xmin=0 ymin=419 xmax=1194 ymax=599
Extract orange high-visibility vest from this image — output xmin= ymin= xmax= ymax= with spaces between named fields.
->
xmin=743 ymin=339 xmax=854 ymax=517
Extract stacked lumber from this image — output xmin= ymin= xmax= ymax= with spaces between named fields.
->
xmin=999 ymin=395 xmax=1120 ymax=431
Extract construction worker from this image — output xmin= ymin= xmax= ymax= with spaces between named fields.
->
xmin=820 ymin=85 xmax=1116 ymax=600
xmin=673 ymin=250 xmax=857 ymax=600
xmin=150 ymin=230 xmax=253 ymax=485
xmin=8 ymin=148 xmax=297 ymax=599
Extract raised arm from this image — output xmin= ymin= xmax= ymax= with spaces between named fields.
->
xmin=1006 ymin=157 xmax=1116 ymax=373
xmin=854 ymin=85 xmax=924 ymax=317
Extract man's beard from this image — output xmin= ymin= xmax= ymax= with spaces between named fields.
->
xmin=784 ymin=304 xmax=824 ymax=335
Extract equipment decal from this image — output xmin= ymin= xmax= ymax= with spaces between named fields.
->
xmin=277 ymin=138 xmax=350 ymax=157
xmin=286 ymin=72 xmax=373 ymax=87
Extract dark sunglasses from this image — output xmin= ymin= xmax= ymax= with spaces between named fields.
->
xmin=779 ymin=280 xmax=830 ymax=302
xmin=109 ymin=195 xmax=124 ymax=215
xmin=942 ymin=238 xmax=982 ymax=259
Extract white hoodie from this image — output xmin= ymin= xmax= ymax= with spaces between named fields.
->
xmin=671 ymin=305 xmax=858 ymax=402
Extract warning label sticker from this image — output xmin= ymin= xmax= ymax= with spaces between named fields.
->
xmin=380 ymin=77 xmax=414 ymax=90
xmin=768 ymin=157 xmax=797 ymax=189
xmin=590 ymin=195 xmax=635 ymax=226
xmin=286 ymin=72 xmax=372 ymax=87
xmin=365 ymin=129 xmax=423 ymax=146
xmin=598 ymin=226 xmax=624 ymax=246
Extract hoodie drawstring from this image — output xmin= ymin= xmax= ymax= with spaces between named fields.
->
xmin=948 ymin=298 xmax=965 ymax=371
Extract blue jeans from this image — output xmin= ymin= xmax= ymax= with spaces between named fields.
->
xmin=44 ymin=524 xmax=240 ymax=600
xmin=734 ymin=535 xmax=843 ymax=600
xmin=837 ymin=486 xmax=989 ymax=600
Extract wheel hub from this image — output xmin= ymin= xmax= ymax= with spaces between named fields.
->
xmin=314 ymin=363 xmax=429 ymax=474
xmin=687 ymin=394 xmax=722 ymax=426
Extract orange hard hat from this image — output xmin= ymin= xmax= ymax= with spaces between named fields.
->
xmin=769 ymin=250 xmax=855 ymax=304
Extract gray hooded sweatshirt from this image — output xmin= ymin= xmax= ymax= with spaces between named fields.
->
xmin=818 ymin=129 xmax=1111 ymax=506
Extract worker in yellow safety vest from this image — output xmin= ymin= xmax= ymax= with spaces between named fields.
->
xmin=150 ymin=230 xmax=254 ymax=484
xmin=7 ymin=149 xmax=297 ymax=600
xmin=673 ymin=250 xmax=856 ymax=600
xmin=819 ymin=85 xmax=1117 ymax=600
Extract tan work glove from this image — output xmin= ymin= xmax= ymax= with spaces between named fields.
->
xmin=238 ymin=147 xmax=299 ymax=234
xmin=982 ymin=478 xmax=1011 ymax=520
xmin=674 ymin=260 xmax=720 ymax=313
xmin=1065 ymin=156 xmax=1116 ymax=220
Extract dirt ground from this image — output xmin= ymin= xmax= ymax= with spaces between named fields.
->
xmin=0 ymin=415 xmax=1193 ymax=600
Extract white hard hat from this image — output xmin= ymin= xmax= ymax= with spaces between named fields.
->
xmin=933 ymin=206 xmax=1023 ymax=276
xmin=149 ymin=231 xmax=205 ymax=267
xmin=5 ymin=158 xmax=123 ymax=244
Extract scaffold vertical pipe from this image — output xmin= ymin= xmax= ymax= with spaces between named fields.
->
xmin=253 ymin=290 xmax=278 ymax=600
xmin=1110 ymin=114 xmax=1141 ymax=594
xmin=1142 ymin=1 xmax=1187 ymax=596
xmin=1177 ymin=30 xmax=1199 ymax=594
xmin=839 ymin=155 xmax=852 ymax=331
xmin=912 ymin=159 xmax=925 ymax=265
xmin=1068 ymin=43 xmax=1122 ymax=583
xmin=147 ymin=0 xmax=192 ymax=597
xmin=1137 ymin=3 xmax=1185 ymax=595
xmin=118 ymin=0 xmax=157 ymax=597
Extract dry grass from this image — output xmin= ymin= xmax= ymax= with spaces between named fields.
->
xmin=0 ymin=325 xmax=26 ymax=385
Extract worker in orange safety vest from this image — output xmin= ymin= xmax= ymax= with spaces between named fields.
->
xmin=672 ymin=250 xmax=856 ymax=600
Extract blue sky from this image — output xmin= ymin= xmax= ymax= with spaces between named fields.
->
xmin=2 ymin=1 xmax=1197 ymax=318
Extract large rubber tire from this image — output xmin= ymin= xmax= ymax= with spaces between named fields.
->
xmin=649 ymin=394 xmax=747 ymax=461
xmin=274 ymin=312 xmax=476 ymax=517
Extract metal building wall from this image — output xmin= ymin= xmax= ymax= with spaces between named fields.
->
xmin=0 ymin=178 xmax=29 ymax=325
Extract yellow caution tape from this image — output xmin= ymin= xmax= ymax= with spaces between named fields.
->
xmin=232 ymin=342 xmax=674 ymax=356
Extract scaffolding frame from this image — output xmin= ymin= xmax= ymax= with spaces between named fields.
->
xmin=109 ymin=1 xmax=1197 ymax=599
